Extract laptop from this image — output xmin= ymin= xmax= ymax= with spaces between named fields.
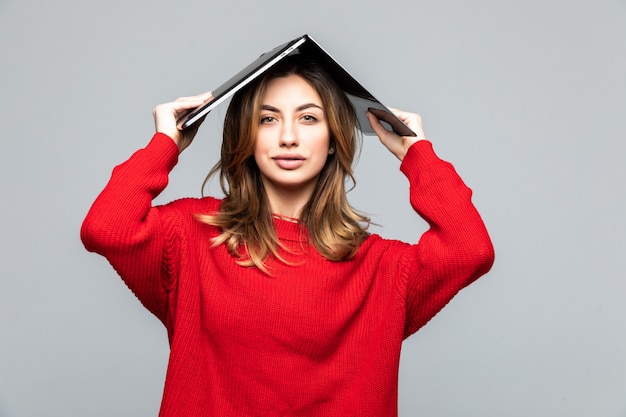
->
xmin=178 ymin=34 xmax=416 ymax=137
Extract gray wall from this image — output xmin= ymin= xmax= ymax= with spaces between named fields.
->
xmin=1 ymin=0 xmax=625 ymax=416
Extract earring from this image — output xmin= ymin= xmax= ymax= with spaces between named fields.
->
xmin=328 ymin=147 xmax=335 ymax=154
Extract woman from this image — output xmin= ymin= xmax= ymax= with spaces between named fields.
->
xmin=81 ymin=55 xmax=494 ymax=417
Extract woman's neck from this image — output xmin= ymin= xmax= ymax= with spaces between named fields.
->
xmin=264 ymin=185 xmax=314 ymax=220
xmin=268 ymin=198 xmax=306 ymax=219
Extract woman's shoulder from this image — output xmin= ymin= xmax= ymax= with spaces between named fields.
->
xmin=359 ymin=233 xmax=412 ymax=256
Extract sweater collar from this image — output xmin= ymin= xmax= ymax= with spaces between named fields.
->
xmin=272 ymin=216 xmax=308 ymax=242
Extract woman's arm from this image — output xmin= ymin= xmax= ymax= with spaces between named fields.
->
xmin=80 ymin=93 xmax=211 ymax=322
xmin=367 ymin=110 xmax=495 ymax=337
xmin=399 ymin=140 xmax=494 ymax=337
xmin=80 ymin=134 xmax=180 ymax=322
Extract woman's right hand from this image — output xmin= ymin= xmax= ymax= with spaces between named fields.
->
xmin=152 ymin=92 xmax=212 ymax=153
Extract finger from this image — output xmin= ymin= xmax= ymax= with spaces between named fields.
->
xmin=175 ymin=91 xmax=213 ymax=103
xmin=172 ymin=92 xmax=213 ymax=113
xmin=366 ymin=111 xmax=397 ymax=140
xmin=387 ymin=108 xmax=426 ymax=139
xmin=387 ymin=107 xmax=414 ymax=124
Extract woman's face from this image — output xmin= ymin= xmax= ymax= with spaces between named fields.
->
xmin=254 ymin=74 xmax=331 ymax=202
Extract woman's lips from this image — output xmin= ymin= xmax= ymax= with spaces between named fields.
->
xmin=273 ymin=155 xmax=305 ymax=170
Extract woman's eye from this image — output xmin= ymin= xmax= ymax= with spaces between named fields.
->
xmin=260 ymin=116 xmax=275 ymax=124
xmin=302 ymin=114 xmax=318 ymax=123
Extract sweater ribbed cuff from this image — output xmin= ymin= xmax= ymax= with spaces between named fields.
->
xmin=147 ymin=132 xmax=180 ymax=173
xmin=399 ymin=140 xmax=440 ymax=179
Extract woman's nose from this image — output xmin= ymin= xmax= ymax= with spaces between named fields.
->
xmin=279 ymin=121 xmax=298 ymax=147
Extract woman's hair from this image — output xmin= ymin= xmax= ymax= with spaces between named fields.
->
xmin=197 ymin=54 xmax=370 ymax=272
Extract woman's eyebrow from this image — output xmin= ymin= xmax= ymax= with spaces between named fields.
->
xmin=261 ymin=104 xmax=280 ymax=112
xmin=296 ymin=103 xmax=323 ymax=112
xmin=260 ymin=103 xmax=323 ymax=112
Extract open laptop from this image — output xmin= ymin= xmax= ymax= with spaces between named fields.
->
xmin=178 ymin=34 xmax=416 ymax=137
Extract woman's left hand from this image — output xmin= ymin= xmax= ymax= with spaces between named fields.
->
xmin=366 ymin=109 xmax=426 ymax=161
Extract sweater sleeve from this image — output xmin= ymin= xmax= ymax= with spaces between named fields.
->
xmin=80 ymin=133 xmax=180 ymax=324
xmin=398 ymin=140 xmax=495 ymax=338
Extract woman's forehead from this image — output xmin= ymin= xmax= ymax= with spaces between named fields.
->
xmin=261 ymin=74 xmax=323 ymax=107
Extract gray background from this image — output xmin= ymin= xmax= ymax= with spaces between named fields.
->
xmin=1 ymin=0 xmax=625 ymax=416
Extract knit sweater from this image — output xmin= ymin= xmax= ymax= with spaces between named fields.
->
xmin=81 ymin=132 xmax=494 ymax=417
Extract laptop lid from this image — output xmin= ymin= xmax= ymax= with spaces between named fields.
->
xmin=178 ymin=34 xmax=416 ymax=137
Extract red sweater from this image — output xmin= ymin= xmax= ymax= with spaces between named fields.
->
xmin=81 ymin=133 xmax=494 ymax=417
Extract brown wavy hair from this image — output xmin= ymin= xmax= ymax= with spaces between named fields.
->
xmin=196 ymin=54 xmax=370 ymax=272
